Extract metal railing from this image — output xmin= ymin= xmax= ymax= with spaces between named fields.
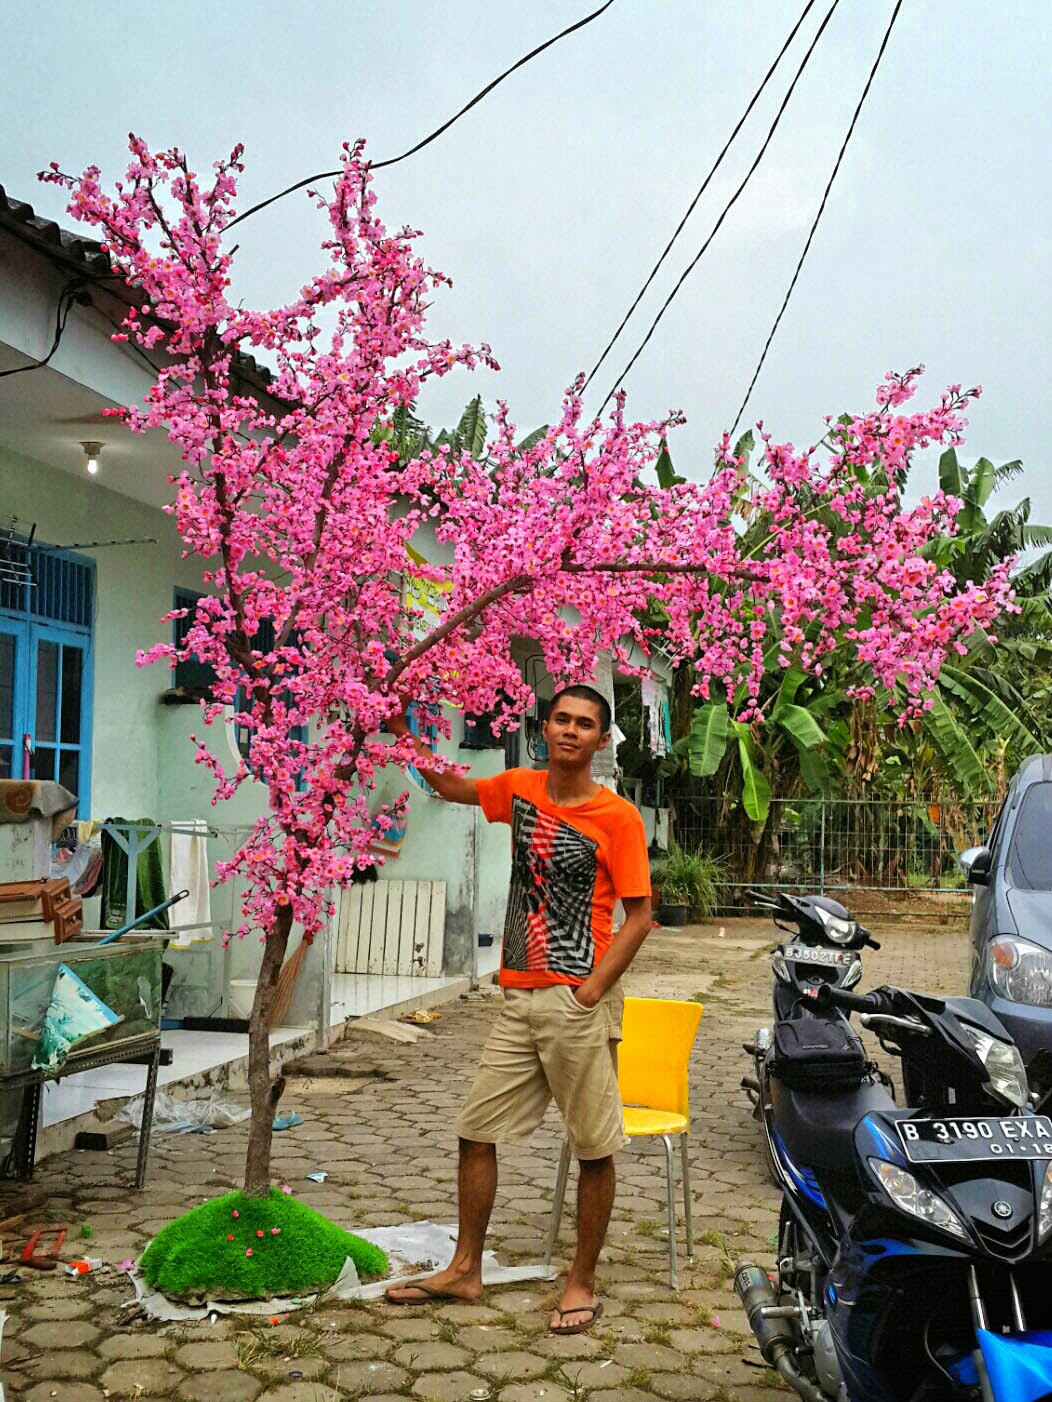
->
xmin=672 ymin=795 xmax=1001 ymax=917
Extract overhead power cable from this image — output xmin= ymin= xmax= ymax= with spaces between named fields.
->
xmin=585 ymin=0 xmax=819 ymax=389
xmin=0 ymin=279 xmax=86 ymax=379
xmin=229 ymin=1 xmax=616 ymax=231
xmin=597 ymin=0 xmax=842 ymax=413
xmin=730 ymin=0 xmax=906 ymax=436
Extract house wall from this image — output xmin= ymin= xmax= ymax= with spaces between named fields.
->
xmin=0 ymin=444 xmax=266 ymax=824
xmin=0 ymin=444 xmax=282 ymax=1012
xmin=0 ymin=445 xmax=516 ymax=995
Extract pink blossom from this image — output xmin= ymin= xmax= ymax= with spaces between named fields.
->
xmin=40 ymin=136 xmax=1013 ymax=952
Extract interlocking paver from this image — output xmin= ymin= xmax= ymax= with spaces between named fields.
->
xmin=9 ymin=918 xmax=968 ymax=1401
xmin=97 ymin=1332 xmax=169 ymax=1359
xmin=172 ymin=1339 xmax=239 ymax=1370
xmin=24 ymin=1350 xmax=100 ymax=1380
xmin=23 ymin=1385 xmax=106 ymax=1402
xmin=410 ymin=1369 xmax=487 ymax=1400
xmin=248 ymin=1353 xmax=329 ymax=1381
xmin=174 ymin=1371 xmax=262 ymax=1402
xmin=393 ymin=1340 xmax=471 ymax=1370
xmin=333 ymin=1359 xmax=411 ymax=1391
xmin=99 ymin=1357 xmax=185 ymax=1395
xmin=20 ymin=1319 xmax=100 ymax=1350
xmin=325 ymin=1329 xmax=394 ymax=1359
xmin=23 ymin=1297 xmax=93 ymax=1322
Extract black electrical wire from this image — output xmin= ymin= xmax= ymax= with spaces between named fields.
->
xmin=730 ymin=0 xmax=905 ymax=437
xmin=228 ymin=0 xmax=616 ymax=231
xmin=598 ymin=0 xmax=842 ymax=414
xmin=585 ymin=0 xmax=819 ymax=389
xmin=0 ymin=278 xmax=86 ymax=378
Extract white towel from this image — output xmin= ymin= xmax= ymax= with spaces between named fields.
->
xmin=167 ymin=820 xmax=213 ymax=946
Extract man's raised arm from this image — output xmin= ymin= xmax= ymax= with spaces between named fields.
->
xmin=386 ymin=713 xmax=481 ymax=806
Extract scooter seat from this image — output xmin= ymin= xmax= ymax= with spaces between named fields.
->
xmin=771 ymin=1076 xmax=895 ymax=1173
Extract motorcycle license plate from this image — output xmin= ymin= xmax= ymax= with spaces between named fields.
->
xmin=783 ymin=944 xmax=854 ymax=967
xmin=896 ymin=1115 xmax=1052 ymax=1163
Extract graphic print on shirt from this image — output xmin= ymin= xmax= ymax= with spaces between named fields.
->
xmin=502 ymin=795 xmax=598 ymax=978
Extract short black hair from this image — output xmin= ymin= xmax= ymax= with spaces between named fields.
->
xmin=549 ymin=684 xmax=612 ymax=734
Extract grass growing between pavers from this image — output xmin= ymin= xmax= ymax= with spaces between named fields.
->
xmin=140 ymin=1188 xmax=387 ymax=1301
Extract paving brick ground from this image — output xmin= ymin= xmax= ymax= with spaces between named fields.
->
xmin=1 ymin=914 xmax=969 ymax=1400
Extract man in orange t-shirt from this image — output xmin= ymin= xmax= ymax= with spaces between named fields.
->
xmin=385 ymin=685 xmax=652 ymax=1335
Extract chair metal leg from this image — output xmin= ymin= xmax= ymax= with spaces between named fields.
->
xmin=545 ymin=1138 xmax=572 ymax=1273
xmin=662 ymin=1134 xmax=678 ymax=1290
xmin=680 ymin=1133 xmax=694 ymax=1261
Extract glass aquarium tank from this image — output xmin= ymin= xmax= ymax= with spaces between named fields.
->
xmin=0 ymin=935 xmax=165 ymax=1077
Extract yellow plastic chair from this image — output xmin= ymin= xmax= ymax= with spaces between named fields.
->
xmin=544 ymin=996 xmax=703 ymax=1290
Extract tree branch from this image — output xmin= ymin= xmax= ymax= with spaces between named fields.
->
xmin=561 ymin=559 xmax=758 ymax=580
xmin=383 ymin=571 xmax=536 ymax=690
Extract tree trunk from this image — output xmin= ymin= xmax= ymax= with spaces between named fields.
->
xmin=243 ymin=903 xmax=294 ymax=1197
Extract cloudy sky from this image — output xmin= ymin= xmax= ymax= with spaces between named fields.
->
xmin=4 ymin=1 xmax=1049 ymax=516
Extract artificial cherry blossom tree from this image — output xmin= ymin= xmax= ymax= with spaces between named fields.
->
xmin=44 ymin=140 xmax=1012 ymax=1196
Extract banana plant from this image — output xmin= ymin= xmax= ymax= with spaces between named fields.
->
xmin=683 ymin=667 xmax=831 ymax=822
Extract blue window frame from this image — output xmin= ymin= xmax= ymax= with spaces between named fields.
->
xmin=0 ymin=540 xmax=94 ymax=815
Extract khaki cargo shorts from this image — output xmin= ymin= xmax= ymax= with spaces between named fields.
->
xmin=454 ymin=982 xmax=626 ymax=1161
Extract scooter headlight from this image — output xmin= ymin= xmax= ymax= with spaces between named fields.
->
xmin=961 ymin=1025 xmax=1029 ymax=1109
xmin=817 ymin=909 xmax=856 ymax=946
xmin=869 ymin=1159 xmax=970 ymax=1241
xmin=1040 ymin=1162 xmax=1052 ymax=1243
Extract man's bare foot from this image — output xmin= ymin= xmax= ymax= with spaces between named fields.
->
xmin=549 ymin=1281 xmax=603 ymax=1334
xmin=384 ymin=1265 xmax=484 ymax=1305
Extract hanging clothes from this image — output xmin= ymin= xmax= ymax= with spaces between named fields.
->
xmin=640 ymin=677 xmax=669 ymax=757
xmin=167 ymin=821 xmax=213 ymax=945
xmin=100 ymin=819 xmax=170 ymax=930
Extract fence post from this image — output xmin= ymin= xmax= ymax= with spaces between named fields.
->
xmin=819 ymin=801 xmax=826 ymax=896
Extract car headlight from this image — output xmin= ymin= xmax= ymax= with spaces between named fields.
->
xmin=961 ymin=1024 xmax=1029 ymax=1108
xmin=989 ymin=935 xmax=1052 ymax=1008
xmin=1040 ymin=1162 xmax=1052 ymax=1243
xmin=818 ymin=910 xmax=856 ymax=946
xmin=869 ymin=1159 xmax=970 ymax=1241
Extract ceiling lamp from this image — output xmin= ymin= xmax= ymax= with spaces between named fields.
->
xmin=80 ymin=440 xmax=103 ymax=476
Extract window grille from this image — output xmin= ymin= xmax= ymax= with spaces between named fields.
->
xmin=0 ymin=539 xmax=93 ymax=630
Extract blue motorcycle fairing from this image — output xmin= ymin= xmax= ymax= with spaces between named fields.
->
xmin=773 ymin=1128 xmax=827 ymax=1208
xmin=857 ymin=1113 xmax=908 ymax=1168
xmin=977 ymin=1328 xmax=1052 ymax=1401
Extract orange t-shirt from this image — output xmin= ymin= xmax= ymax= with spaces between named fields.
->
xmin=476 ymin=768 xmax=651 ymax=989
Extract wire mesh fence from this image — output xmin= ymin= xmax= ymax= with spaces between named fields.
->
xmin=672 ymin=795 xmax=1002 ymax=918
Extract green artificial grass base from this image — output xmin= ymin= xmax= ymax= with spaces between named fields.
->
xmin=140 ymin=1188 xmax=388 ymax=1302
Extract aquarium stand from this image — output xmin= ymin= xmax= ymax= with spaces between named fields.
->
xmin=4 ymin=1030 xmax=161 ymax=1189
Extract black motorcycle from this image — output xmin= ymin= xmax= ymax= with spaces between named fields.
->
xmin=736 ymin=950 xmax=1052 ymax=1402
xmin=743 ymin=892 xmax=879 ymax=1183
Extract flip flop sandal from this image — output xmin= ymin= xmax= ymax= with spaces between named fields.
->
xmin=384 ymin=1280 xmax=483 ymax=1306
xmin=550 ymin=1300 xmax=604 ymax=1336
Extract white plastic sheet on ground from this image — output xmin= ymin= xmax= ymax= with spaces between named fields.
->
xmin=116 ymin=1091 xmax=251 ymax=1135
xmin=128 ymin=1219 xmax=554 ymax=1322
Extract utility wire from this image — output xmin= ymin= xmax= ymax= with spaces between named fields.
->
xmin=730 ymin=0 xmax=906 ymax=436
xmin=0 ymin=279 xmax=85 ymax=378
xmin=585 ymin=0 xmax=818 ymax=389
xmin=229 ymin=1 xmax=616 ymax=231
xmin=598 ymin=0 xmax=842 ymax=414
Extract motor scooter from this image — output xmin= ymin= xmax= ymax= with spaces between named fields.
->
xmin=736 ymin=956 xmax=1052 ymax=1401
xmin=742 ymin=892 xmax=880 ymax=1183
